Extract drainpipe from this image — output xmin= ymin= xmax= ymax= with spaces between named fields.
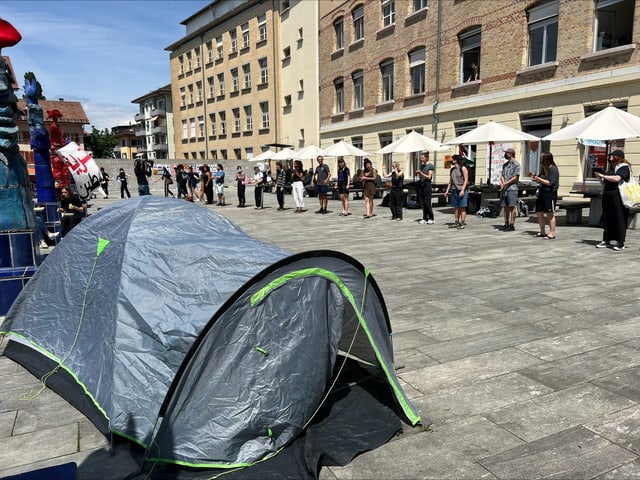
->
xmin=271 ymin=0 xmax=280 ymax=146
xmin=431 ymin=0 xmax=442 ymax=181
xmin=200 ymin=33 xmax=209 ymax=160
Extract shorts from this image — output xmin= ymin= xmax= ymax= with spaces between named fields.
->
xmin=500 ymin=189 xmax=517 ymax=207
xmin=450 ymin=189 xmax=468 ymax=208
xmin=215 ymin=184 xmax=224 ymax=195
xmin=337 ymin=184 xmax=349 ymax=195
xmin=315 ymin=184 xmax=328 ymax=195
xmin=535 ymin=190 xmax=556 ymax=213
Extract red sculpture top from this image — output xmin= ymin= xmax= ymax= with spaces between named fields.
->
xmin=47 ymin=109 xmax=70 ymax=186
xmin=0 ymin=18 xmax=21 ymax=50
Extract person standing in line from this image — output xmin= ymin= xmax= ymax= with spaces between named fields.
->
xmin=275 ymin=161 xmax=287 ymax=211
xmin=187 ymin=166 xmax=200 ymax=200
xmin=117 ymin=168 xmax=131 ymax=199
xmin=99 ymin=167 xmax=110 ymax=199
xmin=529 ymin=152 xmax=559 ymax=240
xmin=380 ymin=161 xmax=404 ymax=221
xmin=133 ymin=158 xmax=152 ymax=196
xmin=312 ymin=156 xmax=331 ymax=214
xmin=498 ymin=147 xmax=520 ymax=231
xmin=291 ymin=160 xmax=306 ymax=213
xmin=416 ymin=152 xmax=435 ymax=224
xmin=235 ymin=166 xmax=247 ymax=207
xmin=202 ymin=164 xmax=214 ymax=204
xmin=444 ymin=155 xmax=469 ymax=229
xmin=336 ymin=159 xmax=351 ymax=216
xmin=158 ymin=167 xmax=174 ymax=197
xmin=198 ymin=165 xmax=206 ymax=202
xmin=361 ymin=158 xmax=377 ymax=218
xmin=594 ymin=149 xmax=631 ymax=251
xmin=214 ymin=164 xmax=226 ymax=206
xmin=253 ymin=165 xmax=265 ymax=208
xmin=175 ymin=164 xmax=189 ymax=199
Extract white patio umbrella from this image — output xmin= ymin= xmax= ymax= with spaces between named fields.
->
xmin=543 ymin=105 xmax=640 ymax=142
xmin=375 ymin=130 xmax=449 ymax=154
xmin=321 ymin=140 xmax=369 ymax=157
xmin=294 ymin=144 xmax=325 ymax=160
xmin=447 ymin=121 xmax=539 ymax=184
xmin=250 ymin=150 xmax=276 ymax=161
xmin=270 ymin=147 xmax=298 ymax=160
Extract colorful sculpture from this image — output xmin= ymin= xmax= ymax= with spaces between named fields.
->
xmin=48 ymin=108 xmax=70 ymax=186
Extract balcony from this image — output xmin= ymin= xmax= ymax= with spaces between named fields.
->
xmin=152 ymin=143 xmax=168 ymax=152
xmin=135 ymin=129 xmax=146 ymax=137
xmin=134 ymin=113 xmax=144 ymax=122
xmin=151 ymin=125 xmax=167 ymax=135
xmin=150 ymin=108 xmax=166 ymax=117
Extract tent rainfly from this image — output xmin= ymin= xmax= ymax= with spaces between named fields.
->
xmin=1 ymin=196 xmax=420 ymax=478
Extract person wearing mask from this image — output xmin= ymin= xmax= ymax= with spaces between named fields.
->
xmin=214 ymin=164 xmax=226 ymax=206
xmin=253 ymin=165 xmax=265 ymax=208
xmin=312 ymin=156 xmax=331 ymax=214
xmin=336 ymin=159 xmax=351 ymax=216
xmin=361 ymin=158 xmax=377 ymax=218
xmin=99 ymin=167 xmax=110 ymax=199
xmin=158 ymin=167 xmax=174 ymax=197
xmin=134 ymin=159 xmax=152 ymax=196
xmin=202 ymin=164 xmax=214 ymax=205
xmin=498 ymin=147 xmax=520 ymax=231
xmin=380 ymin=161 xmax=404 ymax=221
xmin=594 ymin=149 xmax=632 ymax=251
xmin=235 ymin=166 xmax=247 ymax=207
xmin=187 ymin=166 xmax=200 ymax=200
xmin=529 ymin=152 xmax=559 ymax=240
xmin=117 ymin=168 xmax=131 ymax=199
xmin=444 ymin=155 xmax=469 ymax=229
xmin=416 ymin=152 xmax=435 ymax=225
xmin=291 ymin=160 xmax=306 ymax=213
xmin=274 ymin=161 xmax=287 ymax=211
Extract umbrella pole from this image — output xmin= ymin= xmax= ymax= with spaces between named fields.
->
xmin=488 ymin=142 xmax=493 ymax=185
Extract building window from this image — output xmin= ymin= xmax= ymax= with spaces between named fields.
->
xmin=180 ymin=87 xmax=186 ymax=107
xmin=233 ymin=108 xmax=241 ymax=132
xmin=194 ymin=47 xmax=201 ymax=68
xmin=334 ymin=77 xmax=344 ymax=113
xmin=258 ymin=14 xmax=267 ymax=41
xmin=380 ymin=59 xmax=394 ymax=102
xmin=379 ymin=133 xmax=393 ymax=170
xmin=283 ymin=46 xmax=291 ymax=60
xmin=459 ymin=27 xmax=481 ymax=83
xmin=220 ymin=149 xmax=227 ymax=160
xmin=188 ymin=85 xmax=194 ymax=105
xmin=353 ymin=5 xmax=364 ymax=41
xmin=382 ymin=0 xmax=395 ymax=27
xmin=413 ymin=0 xmax=427 ymax=12
xmin=284 ymin=95 xmax=292 ymax=107
xmin=281 ymin=0 xmax=290 ymax=12
xmin=241 ymin=22 xmax=250 ymax=49
xmin=244 ymin=105 xmax=253 ymax=131
xmin=196 ymin=81 xmax=203 ymax=102
xmin=219 ymin=111 xmax=226 ymax=135
xmin=260 ymin=102 xmax=270 ymax=128
xmin=352 ymin=136 xmax=364 ymax=170
xmin=594 ymin=0 xmax=634 ymax=51
xmin=206 ymin=41 xmax=213 ymax=63
xmin=230 ymin=29 xmax=237 ymax=53
xmin=334 ymin=18 xmax=344 ymax=49
xmin=217 ymin=73 xmax=225 ymax=95
xmin=521 ymin=113 xmax=551 ymax=176
xmin=207 ymin=76 xmax=215 ymax=98
xmin=231 ymin=68 xmax=239 ymax=92
xmin=352 ymin=70 xmax=364 ymax=109
xmin=209 ymin=113 xmax=216 ymax=135
xmin=179 ymin=55 xmax=184 ymax=75
xmin=216 ymin=36 xmax=223 ymax=59
xmin=243 ymin=64 xmax=251 ymax=89
xmin=186 ymin=52 xmax=192 ymax=71
xmin=246 ymin=147 xmax=254 ymax=159
xmin=198 ymin=116 xmax=205 ymax=137
xmin=455 ymin=121 xmax=478 ymax=184
xmin=409 ymin=48 xmax=425 ymax=95
xmin=528 ymin=1 xmax=558 ymax=66
xmin=259 ymin=57 xmax=268 ymax=84
xmin=181 ymin=119 xmax=188 ymax=139
xmin=190 ymin=118 xmax=196 ymax=138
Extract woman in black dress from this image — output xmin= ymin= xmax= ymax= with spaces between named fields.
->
xmin=594 ymin=149 xmax=631 ymax=251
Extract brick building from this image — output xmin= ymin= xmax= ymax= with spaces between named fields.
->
xmin=319 ymin=0 xmax=640 ymax=194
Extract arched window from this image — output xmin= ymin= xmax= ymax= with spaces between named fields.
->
xmin=334 ymin=77 xmax=344 ymax=113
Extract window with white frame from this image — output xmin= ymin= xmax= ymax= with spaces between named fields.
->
xmin=334 ymin=17 xmax=344 ymax=49
xmin=231 ymin=68 xmax=239 ymax=92
xmin=413 ymin=0 xmax=427 ymax=12
xmin=259 ymin=57 xmax=268 ymax=84
xmin=216 ymin=36 xmax=223 ymax=58
xmin=409 ymin=48 xmax=425 ymax=95
xmin=352 ymin=70 xmax=364 ymax=109
xmin=188 ymin=85 xmax=194 ymax=104
xmin=380 ymin=59 xmax=394 ymax=102
xmin=179 ymin=55 xmax=184 ymax=74
xmin=246 ymin=147 xmax=253 ymax=159
xmin=209 ymin=113 xmax=216 ymax=135
xmin=233 ymin=108 xmax=241 ymax=132
xmin=196 ymin=81 xmax=203 ymax=102
xmin=198 ymin=116 xmax=205 ymax=137
xmin=220 ymin=149 xmax=227 ymax=160
xmin=334 ymin=77 xmax=344 ymax=113
xmin=181 ymin=119 xmax=188 ymax=139
xmin=230 ymin=29 xmax=237 ymax=53
xmin=352 ymin=136 xmax=364 ymax=170
xmin=594 ymin=0 xmax=634 ymax=51
xmin=190 ymin=118 xmax=196 ymax=138
xmin=217 ymin=73 xmax=225 ymax=95
xmin=261 ymin=102 xmax=270 ymax=128
xmin=382 ymin=0 xmax=395 ymax=27
xmin=195 ymin=47 xmax=201 ymax=68
xmin=219 ymin=111 xmax=226 ymax=135
xmin=244 ymin=105 xmax=253 ymax=131
xmin=206 ymin=41 xmax=213 ymax=63
xmin=353 ymin=5 xmax=364 ymax=40
xmin=258 ymin=14 xmax=267 ymax=41
xmin=379 ymin=133 xmax=393 ymax=170
xmin=180 ymin=87 xmax=186 ymax=107
xmin=243 ymin=64 xmax=251 ymax=89
xmin=459 ymin=27 xmax=481 ymax=83
xmin=521 ymin=113 xmax=551 ymax=177
xmin=186 ymin=52 xmax=192 ymax=71
xmin=241 ymin=22 xmax=250 ymax=49
xmin=527 ymin=0 xmax=558 ymax=66
xmin=207 ymin=76 xmax=215 ymax=98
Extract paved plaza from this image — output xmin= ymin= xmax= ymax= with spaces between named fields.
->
xmin=3 ymin=186 xmax=640 ymax=479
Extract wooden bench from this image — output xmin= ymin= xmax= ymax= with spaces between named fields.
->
xmin=556 ymin=199 xmax=590 ymax=224
xmin=627 ymin=206 xmax=640 ymax=229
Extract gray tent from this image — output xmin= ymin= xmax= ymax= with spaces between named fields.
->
xmin=1 ymin=196 xmax=420 ymax=478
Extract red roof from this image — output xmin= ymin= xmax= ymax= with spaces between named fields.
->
xmin=16 ymin=99 xmax=89 ymax=125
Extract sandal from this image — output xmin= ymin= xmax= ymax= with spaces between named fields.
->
xmin=535 ymin=232 xmax=547 ymax=238
xmin=543 ymin=235 xmax=556 ymax=240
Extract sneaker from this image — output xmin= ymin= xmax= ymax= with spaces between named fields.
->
xmin=613 ymin=243 xmax=626 ymax=251
xmin=48 ymin=232 xmax=60 ymax=240
xmin=39 ymin=240 xmax=48 ymax=249
xmin=595 ymin=241 xmax=609 ymax=249
xmin=457 ymin=222 xmax=467 ymax=229
xmin=448 ymin=222 xmax=460 ymax=228
xmin=426 ymin=219 xmax=435 ymax=224
xmin=499 ymin=222 xmax=509 ymax=230
xmin=315 ymin=209 xmax=323 ymax=214
xmin=321 ymin=209 xmax=328 ymax=214
xmin=503 ymin=224 xmax=515 ymax=232
xmin=418 ymin=219 xmax=428 ymax=225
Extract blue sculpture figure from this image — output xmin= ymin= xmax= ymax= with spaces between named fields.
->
xmin=0 ymin=54 xmax=35 ymax=231
xmin=25 ymin=76 xmax=56 ymax=204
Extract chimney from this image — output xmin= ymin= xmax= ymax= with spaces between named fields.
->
xmin=58 ymin=98 xmax=64 ymax=101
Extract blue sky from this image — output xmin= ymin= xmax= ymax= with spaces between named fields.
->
xmin=2 ymin=1 xmax=210 ymax=131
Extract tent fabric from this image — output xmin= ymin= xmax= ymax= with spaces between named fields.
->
xmin=0 ymin=196 xmax=420 ymax=476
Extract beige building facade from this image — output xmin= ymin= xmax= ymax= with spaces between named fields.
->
xmin=319 ymin=0 xmax=640 ymax=194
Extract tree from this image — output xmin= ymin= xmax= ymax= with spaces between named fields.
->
xmin=23 ymin=72 xmax=45 ymax=100
xmin=86 ymin=126 xmax=118 ymax=158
